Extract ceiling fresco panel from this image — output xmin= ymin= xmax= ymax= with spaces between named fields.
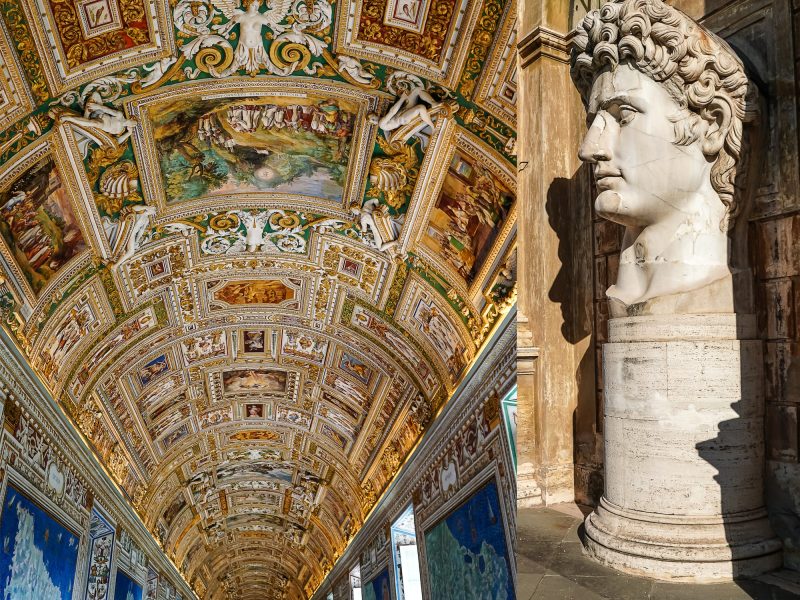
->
xmin=0 ymin=136 xmax=97 ymax=307
xmin=19 ymin=0 xmax=173 ymax=95
xmin=128 ymin=78 xmax=382 ymax=218
xmin=335 ymin=0 xmax=483 ymax=86
xmin=406 ymin=126 xmax=516 ymax=302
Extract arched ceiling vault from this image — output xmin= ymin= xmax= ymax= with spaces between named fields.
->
xmin=0 ymin=0 xmax=517 ymax=596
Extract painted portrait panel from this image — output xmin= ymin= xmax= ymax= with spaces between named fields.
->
xmin=114 ymin=570 xmax=143 ymax=600
xmin=0 ymin=483 xmax=80 ymax=600
xmin=223 ymin=369 xmax=287 ymax=393
xmin=241 ymin=330 xmax=266 ymax=354
xmin=362 ymin=567 xmax=391 ymax=600
xmin=339 ymin=352 xmax=372 ymax=385
xmin=424 ymin=478 xmax=514 ymax=600
xmin=137 ymin=354 xmax=169 ymax=387
xmin=421 ymin=151 xmax=514 ymax=286
xmin=244 ymin=403 xmax=265 ymax=419
xmin=160 ymin=423 xmax=190 ymax=451
xmin=0 ymin=155 xmax=87 ymax=295
xmin=214 ymin=280 xmax=295 ymax=306
xmin=152 ymin=95 xmax=358 ymax=204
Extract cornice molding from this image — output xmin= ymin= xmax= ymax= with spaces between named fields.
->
xmin=518 ymin=26 xmax=574 ymax=67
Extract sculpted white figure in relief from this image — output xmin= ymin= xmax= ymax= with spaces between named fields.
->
xmin=214 ymin=0 xmax=294 ymax=76
xmin=570 ymin=0 xmax=760 ymax=316
xmin=375 ymin=87 xmax=441 ymax=133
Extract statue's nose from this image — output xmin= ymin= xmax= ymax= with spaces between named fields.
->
xmin=579 ymin=114 xmax=612 ymax=163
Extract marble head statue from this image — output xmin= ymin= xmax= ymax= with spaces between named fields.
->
xmin=571 ymin=0 xmax=760 ymax=316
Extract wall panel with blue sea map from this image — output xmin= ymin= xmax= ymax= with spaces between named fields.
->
xmin=114 ymin=569 xmax=144 ymax=600
xmin=0 ymin=482 xmax=80 ymax=600
xmin=362 ymin=566 xmax=392 ymax=600
xmin=423 ymin=477 xmax=515 ymax=600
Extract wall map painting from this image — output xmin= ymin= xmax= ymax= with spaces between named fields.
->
xmin=362 ymin=567 xmax=391 ymax=600
xmin=424 ymin=478 xmax=514 ymax=600
xmin=0 ymin=155 xmax=87 ymax=295
xmin=114 ymin=569 xmax=143 ymax=600
xmin=421 ymin=151 xmax=514 ymax=285
xmin=151 ymin=95 xmax=359 ymax=204
xmin=0 ymin=483 xmax=80 ymax=600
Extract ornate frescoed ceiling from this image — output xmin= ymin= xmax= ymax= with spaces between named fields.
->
xmin=0 ymin=0 xmax=516 ymax=596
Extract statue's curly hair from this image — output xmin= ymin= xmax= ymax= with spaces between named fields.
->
xmin=570 ymin=0 xmax=760 ymax=230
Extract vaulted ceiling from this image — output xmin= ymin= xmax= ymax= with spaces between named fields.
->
xmin=0 ymin=0 xmax=516 ymax=596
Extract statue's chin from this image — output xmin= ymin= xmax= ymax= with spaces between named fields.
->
xmin=595 ymin=190 xmax=643 ymax=228
xmin=594 ymin=190 xmax=626 ymax=223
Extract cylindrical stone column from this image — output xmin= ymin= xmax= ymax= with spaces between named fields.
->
xmin=584 ymin=314 xmax=782 ymax=581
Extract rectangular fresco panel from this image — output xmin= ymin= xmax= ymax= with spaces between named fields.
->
xmin=362 ymin=567 xmax=391 ymax=600
xmin=137 ymin=354 xmax=169 ymax=387
xmin=424 ymin=478 xmax=514 ymax=600
xmin=114 ymin=570 xmax=143 ymax=600
xmin=0 ymin=155 xmax=87 ymax=294
xmin=222 ymin=369 xmax=287 ymax=393
xmin=421 ymin=151 xmax=514 ymax=286
xmin=152 ymin=95 xmax=358 ymax=204
xmin=213 ymin=280 xmax=295 ymax=305
xmin=339 ymin=352 xmax=372 ymax=385
xmin=0 ymin=483 xmax=80 ymax=600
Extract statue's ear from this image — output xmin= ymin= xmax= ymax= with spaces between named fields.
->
xmin=701 ymin=95 xmax=734 ymax=156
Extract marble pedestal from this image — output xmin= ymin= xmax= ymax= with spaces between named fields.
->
xmin=584 ymin=314 xmax=782 ymax=581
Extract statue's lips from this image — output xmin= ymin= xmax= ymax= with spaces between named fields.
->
xmin=595 ymin=171 xmax=622 ymax=190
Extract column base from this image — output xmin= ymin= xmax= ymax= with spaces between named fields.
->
xmin=584 ymin=497 xmax=783 ymax=582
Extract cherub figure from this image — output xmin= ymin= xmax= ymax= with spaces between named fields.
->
xmin=213 ymin=0 xmax=294 ymax=76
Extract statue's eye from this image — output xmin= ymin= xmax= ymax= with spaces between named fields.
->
xmin=617 ymin=106 xmax=637 ymax=125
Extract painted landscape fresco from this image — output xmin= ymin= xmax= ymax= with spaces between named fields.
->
xmin=152 ymin=95 xmax=358 ymax=204
xmin=0 ymin=156 xmax=86 ymax=294
xmin=0 ymin=484 xmax=80 ymax=600
xmin=424 ymin=478 xmax=514 ymax=600
xmin=114 ymin=569 xmax=143 ymax=600
xmin=422 ymin=151 xmax=514 ymax=285
xmin=362 ymin=567 xmax=391 ymax=600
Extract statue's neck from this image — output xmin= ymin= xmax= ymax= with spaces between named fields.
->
xmin=607 ymin=192 xmax=732 ymax=315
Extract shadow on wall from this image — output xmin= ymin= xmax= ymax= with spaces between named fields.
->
xmin=545 ymin=170 xmax=604 ymax=508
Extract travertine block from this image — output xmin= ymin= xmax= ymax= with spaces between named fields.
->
xmin=585 ymin=314 xmax=782 ymax=581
